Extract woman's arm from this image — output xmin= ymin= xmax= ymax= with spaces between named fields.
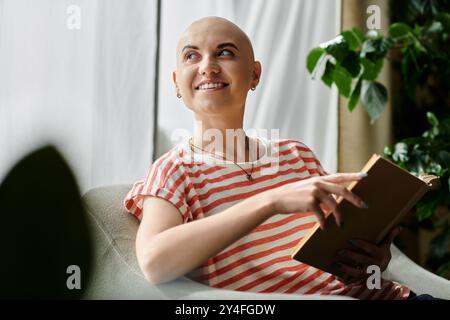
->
xmin=136 ymin=173 xmax=366 ymax=284
xmin=136 ymin=191 xmax=274 ymax=284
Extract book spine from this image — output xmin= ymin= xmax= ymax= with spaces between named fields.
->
xmin=376 ymin=184 xmax=429 ymax=244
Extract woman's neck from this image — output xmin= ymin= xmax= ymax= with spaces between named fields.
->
xmin=191 ymin=114 xmax=252 ymax=162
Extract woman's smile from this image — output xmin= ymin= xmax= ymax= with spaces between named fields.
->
xmin=195 ymin=79 xmax=230 ymax=92
xmin=196 ymin=83 xmax=229 ymax=92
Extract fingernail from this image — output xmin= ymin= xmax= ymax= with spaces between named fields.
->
xmin=362 ymin=201 xmax=369 ymax=209
xmin=349 ymin=239 xmax=359 ymax=247
xmin=340 ymin=221 xmax=345 ymax=229
xmin=357 ymin=172 xmax=368 ymax=178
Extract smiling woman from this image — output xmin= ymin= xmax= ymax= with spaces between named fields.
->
xmin=122 ymin=16 xmax=413 ymax=300
xmin=173 ymin=17 xmax=261 ymax=122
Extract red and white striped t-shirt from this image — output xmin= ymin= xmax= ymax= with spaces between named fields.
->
xmin=123 ymin=138 xmax=410 ymax=300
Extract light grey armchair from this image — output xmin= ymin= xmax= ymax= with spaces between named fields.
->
xmin=81 ymin=184 xmax=450 ymax=300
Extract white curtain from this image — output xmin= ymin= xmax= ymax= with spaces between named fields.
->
xmin=0 ymin=0 xmax=157 ymax=193
xmin=0 ymin=0 xmax=340 ymax=195
xmin=158 ymin=0 xmax=340 ymax=172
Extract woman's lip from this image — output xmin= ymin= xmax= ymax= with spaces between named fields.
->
xmin=195 ymin=84 xmax=229 ymax=91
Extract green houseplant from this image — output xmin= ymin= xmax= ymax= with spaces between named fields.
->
xmin=306 ymin=0 xmax=450 ymax=277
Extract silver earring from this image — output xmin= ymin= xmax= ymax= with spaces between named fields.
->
xmin=177 ymin=93 xmax=182 ymax=98
xmin=251 ymin=86 xmax=256 ymax=91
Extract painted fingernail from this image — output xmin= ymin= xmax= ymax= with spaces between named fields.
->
xmin=362 ymin=201 xmax=369 ymax=209
xmin=340 ymin=221 xmax=345 ymax=229
xmin=357 ymin=172 xmax=368 ymax=178
xmin=349 ymin=239 xmax=358 ymax=246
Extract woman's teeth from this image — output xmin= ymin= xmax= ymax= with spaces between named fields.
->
xmin=198 ymin=83 xmax=226 ymax=90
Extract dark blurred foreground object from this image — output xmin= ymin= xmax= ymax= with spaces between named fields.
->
xmin=0 ymin=146 xmax=91 ymax=299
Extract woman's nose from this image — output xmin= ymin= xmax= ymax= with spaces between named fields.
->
xmin=198 ymin=56 xmax=220 ymax=76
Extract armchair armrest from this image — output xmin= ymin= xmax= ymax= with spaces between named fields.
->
xmin=383 ymin=244 xmax=450 ymax=299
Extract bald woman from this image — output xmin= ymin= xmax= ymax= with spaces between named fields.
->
xmin=124 ymin=17 xmax=409 ymax=300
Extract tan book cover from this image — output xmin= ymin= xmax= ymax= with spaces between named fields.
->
xmin=291 ymin=154 xmax=439 ymax=276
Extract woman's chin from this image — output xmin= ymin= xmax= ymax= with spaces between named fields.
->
xmin=194 ymin=102 xmax=232 ymax=115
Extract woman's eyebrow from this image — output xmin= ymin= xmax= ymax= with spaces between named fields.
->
xmin=181 ymin=45 xmax=199 ymax=53
xmin=181 ymin=43 xmax=239 ymax=53
xmin=217 ymin=42 xmax=239 ymax=51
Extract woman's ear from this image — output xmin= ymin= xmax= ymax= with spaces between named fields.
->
xmin=252 ymin=61 xmax=262 ymax=87
xmin=172 ymin=71 xmax=180 ymax=96
xmin=172 ymin=70 xmax=177 ymax=82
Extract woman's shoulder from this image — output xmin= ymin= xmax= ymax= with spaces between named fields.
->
xmin=150 ymin=143 xmax=191 ymax=176
xmin=266 ymin=138 xmax=315 ymax=154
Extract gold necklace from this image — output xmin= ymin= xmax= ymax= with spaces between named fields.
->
xmin=189 ymin=138 xmax=255 ymax=181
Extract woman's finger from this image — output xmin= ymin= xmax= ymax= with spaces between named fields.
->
xmin=349 ymin=239 xmax=383 ymax=260
xmin=337 ymin=249 xmax=379 ymax=267
xmin=310 ymin=201 xmax=327 ymax=230
xmin=380 ymin=226 xmax=403 ymax=247
xmin=315 ymin=189 xmax=342 ymax=227
xmin=322 ymin=172 xmax=367 ymax=184
xmin=337 ymin=262 xmax=366 ymax=283
xmin=316 ymin=180 xmax=365 ymax=209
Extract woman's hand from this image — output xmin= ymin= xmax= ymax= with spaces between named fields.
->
xmin=269 ymin=172 xmax=368 ymax=229
xmin=334 ymin=226 xmax=403 ymax=284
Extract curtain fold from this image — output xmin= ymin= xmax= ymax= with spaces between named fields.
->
xmin=0 ymin=0 xmax=157 ymax=193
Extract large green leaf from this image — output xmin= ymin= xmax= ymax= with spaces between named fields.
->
xmin=341 ymin=30 xmax=362 ymax=51
xmin=332 ymin=66 xmax=352 ymax=97
xmin=324 ymin=37 xmax=350 ymax=63
xmin=351 ymin=27 xmax=365 ymax=44
xmin=347 ymin=77 xmax=362 ymax=112
xmin=360 ymin=57 xmax=384 ymax=81
xmin=321 ymin=61 xmax=335 ymax=87
xmin=341 ymin=51 xmax=361 ymax=77
xmin=307 ymin=47 xmax=326 ymax=74
xmin=389 ymin=22 xmax=412 ymax=39
xmin=416 ymin=197 xmax=440 ymax=222
xmin=361 ymin=38 xmax=394 ymax=60
xmin=361 ymin=81 xmax=387 ymax=123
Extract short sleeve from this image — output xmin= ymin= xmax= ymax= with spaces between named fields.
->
xmin=123 ymin=152 xmax=192 ymax=223
xmin=294 ymin=141 xmax=329 ymax=176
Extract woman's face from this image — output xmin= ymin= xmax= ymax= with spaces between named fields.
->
xmin=173 ymin=18 xmax=261 ymax=117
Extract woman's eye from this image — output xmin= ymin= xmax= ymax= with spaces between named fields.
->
xmin=186 ymin=52 xmax=199 ymax=60
xmin=218 ymin=49 xmax=234 ymax=57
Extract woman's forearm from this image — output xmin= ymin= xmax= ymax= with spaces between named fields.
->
xmin=143 ymin=191 xmax=275 ymax=284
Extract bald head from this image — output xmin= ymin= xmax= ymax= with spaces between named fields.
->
xmin=172 ymin=16 xmax=262 ymax=114
xmin=176 ymin=16 xmax=255 ymax=61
